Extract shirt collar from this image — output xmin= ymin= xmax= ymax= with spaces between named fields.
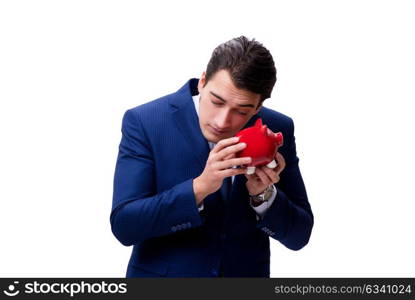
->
xmin=192 ymin=94 xmax=216 ymax=150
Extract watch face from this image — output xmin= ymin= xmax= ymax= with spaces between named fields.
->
xmin=263 ymin=186 xmax=273 ymax=201
xmin=251 ymin=185 xmax=273 ymax=202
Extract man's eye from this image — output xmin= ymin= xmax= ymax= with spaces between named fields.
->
xmin=211 ymin=100 xmax=248 ymax=115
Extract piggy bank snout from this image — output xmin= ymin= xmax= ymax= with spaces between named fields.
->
xmin=274 ymin=132 xmax=283 ymax=146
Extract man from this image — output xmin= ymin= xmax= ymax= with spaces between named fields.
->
xmin=111 ymin=36 xmax=313 ymax=277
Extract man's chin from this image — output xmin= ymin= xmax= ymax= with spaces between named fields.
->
xmin=201 ymin=125 xmax=237 ymax=143
xmin=204 ymin=131 xmax=233 ymax=143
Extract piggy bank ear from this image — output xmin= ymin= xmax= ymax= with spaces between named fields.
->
xmin=260 ymin=125 xmax=267 ymax=135
xmin=254 ymin=118 xmax=263 ymax=128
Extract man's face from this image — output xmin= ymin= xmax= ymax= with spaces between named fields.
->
xmin=197 ymin=69 xmax=262 ymax=143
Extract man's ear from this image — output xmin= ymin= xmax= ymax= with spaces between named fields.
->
xmin=254 ymin=101 xmax=263 ymax=114
xmin=198 ymin=71 xmax=206 ymax=92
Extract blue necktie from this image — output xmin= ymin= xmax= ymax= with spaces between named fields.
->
xmin=218 ymin=176 xmax=232 ymax=276
xmin=220 ymin=176 xmax=232 ymax=205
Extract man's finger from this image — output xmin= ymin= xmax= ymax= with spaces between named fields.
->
xmin=223 ymin=152 xmax=236 ymax=160
xmin=254 ymin=167 xmax=272 ymax=186
xmin=215 ymin=156 xmax=251 ymax=170
xmin=220 ymin=167 xmax=249 ymax=178
xmin=261 ymin=166 xmax=279 ymax=183
xmin=274 ymin=152 xmax=286 ymax=175
xmin=244 ymin=172 xmax=258 ymax=181
xmin=211 ymin=137 xmax=240 ymax=154
xmin=215 ymin=142 xmax=246 ymax=161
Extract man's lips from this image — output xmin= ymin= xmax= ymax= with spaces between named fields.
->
xmin=209 ymin=125 xmax=228 ymax=135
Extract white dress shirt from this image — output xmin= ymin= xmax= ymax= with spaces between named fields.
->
xmin=192 ymin=94 xmax=277 ymax=219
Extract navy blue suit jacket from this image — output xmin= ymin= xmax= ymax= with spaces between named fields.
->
xmin=111 ymin=78 xmax=313 ymax=277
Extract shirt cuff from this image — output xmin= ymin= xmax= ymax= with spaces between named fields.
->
xmin=251 ymin=185 xmax=277 ymax=220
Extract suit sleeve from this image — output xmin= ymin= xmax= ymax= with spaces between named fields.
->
xmin=110 ymin=109 xmax=203 ymax=246
xmin=257 ymin=118 xmax=314 ymax=250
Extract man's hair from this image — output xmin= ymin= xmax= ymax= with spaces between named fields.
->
xmin=204 ymin=36 xmax=277 ymax=104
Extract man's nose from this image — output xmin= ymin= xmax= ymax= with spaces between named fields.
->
xmin=215 ymin=108 xmax=232 ymax=129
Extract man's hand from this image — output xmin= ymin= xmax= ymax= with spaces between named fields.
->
xmin=193 ymin=137 xmax=251 ymax=205
xmin=245 ymin=129 xmax=287 ymax=197
xmin=245 ymin=152 xmax=286 ymax=197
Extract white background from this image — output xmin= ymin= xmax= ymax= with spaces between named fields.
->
xmin=1 ymin=0 xmax=414 ymax=277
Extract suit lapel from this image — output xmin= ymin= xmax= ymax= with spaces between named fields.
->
xmin=169 ymin=79 xmax=210 ymax=170
xmin=172 ymin=104 xmax=210 ymax=169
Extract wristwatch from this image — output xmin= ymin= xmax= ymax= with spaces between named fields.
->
xmin=250 ymin=185 xmax=274 ymax=205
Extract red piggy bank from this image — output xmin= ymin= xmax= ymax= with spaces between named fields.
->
xmin=235 ymin=118 xmax=283 ymax=175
